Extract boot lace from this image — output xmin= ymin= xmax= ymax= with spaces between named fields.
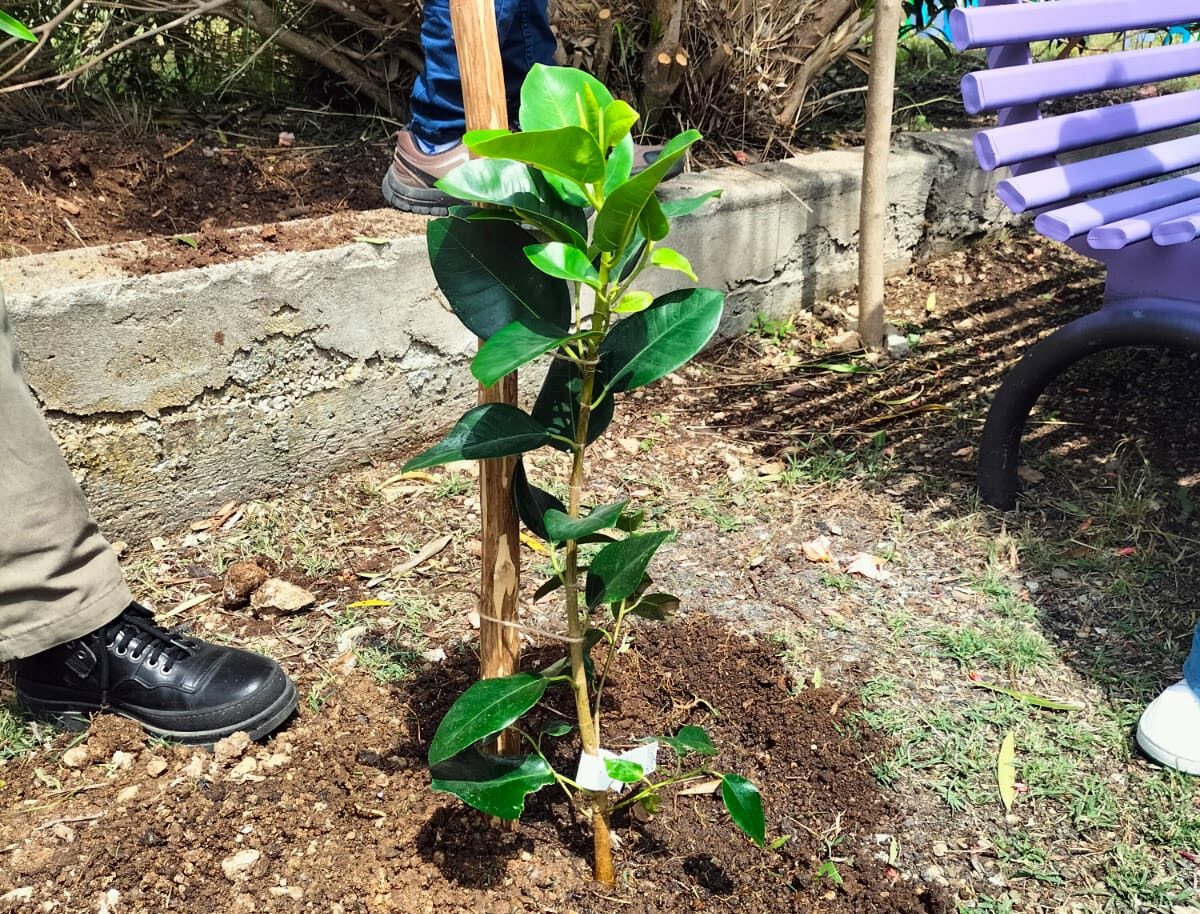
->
xmin=104 ymin=603 xmax=196 ymax=673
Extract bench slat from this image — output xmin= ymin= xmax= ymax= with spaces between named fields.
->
xmin=975 ymin=90 xmax=1200 ymax=170
xmin=962 ymin=44 xmax=1200 ymax=115
xmin=950 ymin=0 xmax=1200 ymax=51
xmin=1088 ymin=196 xmax=1200 ymax=248
xmin=996 ymin=133 xmax=1200 ymax=213
xmin=1035 ymin=171 xmax=1200 ymax=241
xmin=1153 ymin=211 xmax=1200 ymax=245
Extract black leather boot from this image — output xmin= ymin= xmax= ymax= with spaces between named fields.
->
xmin=14 ymin=602 xmax=297 ymax=746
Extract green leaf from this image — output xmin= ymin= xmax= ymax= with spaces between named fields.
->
xmin=601 ymin=287 xmax=724 ymax=393
xmin=998 ymin=731 xmax=1016 ymax=814
xmin=462 ymin=128 xmax=510 ymax=147
xmin=531 ymin=357 xmax=614 ymax=451
xmin=613 ymin=291 xmax=654 ymax=314
xmin=403 ymin=404 xmax=549 ymax=471
xmin=720 ymin=774 xmax=765 ymax=847
xmin=651 ymin=247 xmax=697 ymax=281
xmin=659 ymin=725 xmax=717 ymax=757
xmin=431 ymin=748 xmax=555 ymax=820
xmin=628 ymin=592 xmax=680 ymax=621
xmin=540 ymin=720 xmax=574 ymax=738
xmin=593 ymin=129 xmax=701 ymax=252
xmin=604 ymin=758 xmax=644 ymax=784
xmin=603 ymin=100 xmax=640 ymax=151
xmin=603 ymin=135 xmax=635 ymax=198
xmin=428 ymin=672 xmax=549 ymax=766
xmin=533 ymin=575 xmax=565 ymax=601
xmin=586 ymin=531 xmax=672 ymax=608
xmin=661 ymin=190 xmax=722 ymax=219
xmin=518 ymin=63 xmax=615 ymax=133
xmin=472 ymin=319 xmax=576 ymax=387
xmin=970 ymin=680 xmax=1085 ymax=711
xmin=525 ymin=242 xmax=601 ymax=287
xmin=0 ymin=11 xmax=36 ymax=41
xmin=616 ymin=509 xmax=646 ymax=532
xmin=172 ymin=234 xmax=198 ymax=249
xmin=427 ymin=218 xmax=570 ymax=339
xmin=638 ymin=193 xmax=670 ymax=243
xmin=439 ymin=162 xmax=588 ymax=249
xmin=543 ymin=500 xmax=628 ymax=544
xmin=512 ymin=459 xmax=566 ymax=541
xmin=468 ymin=127 xmax=606 ymax=187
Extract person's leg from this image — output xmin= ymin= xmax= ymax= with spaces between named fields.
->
xmin=0 ymin=285 xmax=130 ymax=662
xmin=383 ymin=0 xmax=556 ymax=215
xmin=1 ymin=284 xmax=297 ymax=745
xmin=1136 ymin=623 xmax=1200 ymax=774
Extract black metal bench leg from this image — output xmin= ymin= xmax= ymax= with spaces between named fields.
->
xmin=978 ymin=299 xmax=1200 ymax=510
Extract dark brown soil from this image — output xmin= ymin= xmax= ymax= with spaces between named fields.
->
xmin=0 ymin=617 xmax=947 ymax=914
xmin=0 ymin=128 xmax=392 ymax=266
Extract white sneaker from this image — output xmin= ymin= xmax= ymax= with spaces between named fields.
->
xmin=1136 ymin=681 xmax=1200 ymax=775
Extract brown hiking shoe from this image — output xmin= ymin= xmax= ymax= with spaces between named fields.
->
xmin=382 ymin=130 xmax=470 ymax=216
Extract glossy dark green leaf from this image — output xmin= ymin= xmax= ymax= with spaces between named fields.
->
xmin=661 ymin=189 xmax=722 ymax=219
xmin=531 ymin=357 xmax=614 ymax=452
xmin=586 ymin=531 xmax=672 ymax=608
xmin=604 ymin=758 xmax=644 ymax=784
xmin=721 ymin=774 xmax=765 ymax=847
xmin=427 ymin=218 xmax=570 ymax=339
xmin=603 ymin=135 xmax=635 ymax=197
xmin=428 ymin=672 xmax=549 ymax=766
xmin=593 ymin=129 xmax=701 ymax=252
xmin=0 ymin=11 xmax=36 ymax=41
xmin=540 ymin=720 xmax=574 ymax=738
xmin=601 ymin=287 xmax=724 ymax=393
xmin=512 ymin=459 xmax=566 ymax=541
xmin=431 ymin=748 xmax=555 ymax=820
xmin=543 ymin=500 xmax=628 ymax=544
xmin=525 ymin=242 xmax=601 ymax=287
xmin=638 ymin=193 xmax=670 ymax=243
xmin=518 ymin=63 xmax=615 ymax=133
xmin=472 ymin=318 xmax=575 ymax=387
xmin=403 ymin=404 xmax=549 ymax=472
xmin=628 ymin=592 xmax=680 ymax=622
xmin=659 ymin=725 xmax=717 ymax=758
xmin=468 ymin=127 xmax=606 ymax=187
xmin=439 ymin=161 xmax=588 ymax=248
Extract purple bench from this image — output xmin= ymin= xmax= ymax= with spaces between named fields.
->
xmin=950 ymin=0 xmax=1200 ymax=508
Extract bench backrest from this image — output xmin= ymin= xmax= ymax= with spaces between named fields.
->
xmin=950 ymin=0 xmax=1200 ymax=254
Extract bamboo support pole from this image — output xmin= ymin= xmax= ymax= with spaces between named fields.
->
xmin=449 ymin=0 xmax=522 ymax=757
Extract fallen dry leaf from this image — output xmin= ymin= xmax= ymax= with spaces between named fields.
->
xmin=801 ymin=535 xmax=837 ymax=564
xmin=846 ymin=552 xmax=890 ymax=581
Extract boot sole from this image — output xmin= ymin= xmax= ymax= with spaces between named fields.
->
xmin=381 ymin=170 xmax=458 ymax=217
xmin=18 ymin=678 xmax=299 ymax=747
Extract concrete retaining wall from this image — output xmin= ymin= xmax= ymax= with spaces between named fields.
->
xmin=0 ymin=129 xmax=1011 ymax=539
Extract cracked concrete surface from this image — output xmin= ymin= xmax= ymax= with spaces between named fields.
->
xmin=0 ymin=131 xmax=1013 ymax=539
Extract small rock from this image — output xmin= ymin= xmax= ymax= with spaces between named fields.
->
xmin=182 ymin=756 xmax=207 ymax=779
xmin=885 ymin=333 xmax=911 ymax=360
xmin=221 ymin=848 xmax=262 ymax=881
xmin=223 ymin=559 xmax=271 ymax=608
xmin=61 ymin=746 xmax=90 ymax=769
xmin=229 ymin=757 xmax=260 ymax=780
xmin=1 ymin=887 xmax=34 ymax=907
xmin=617 ymin=437 xmax=640 ymax=455
xmin=261 ymin=752 xmax=291 ymax=770
xmin=97 ymin=888 xmax=119 ymax=914
xmin=336 ymin=624 xmax=369 ymax=653
xmin=932 ymin=841 xmax=948 ymax=857
xmin=214 ymin=731 xmax=252 ymax=763
xmin=146 ymin=756 xmax=169 ymax=778
xmin=51 ymin=823 xmax=75 ymax=843
xmin=422 ymin=647 xmax=447 ymax=663
xmin=269 ymin=886 xmax=303 ymax=900
xmin=109 ymin=751 xmax=135 ymax=770
xmin=116 ymin=785 xmax=140 ymax=804
xmin=827 ymin=330 xmax=862 ymax=353
xmin=250 ymin=578 xmax=315 ymax=614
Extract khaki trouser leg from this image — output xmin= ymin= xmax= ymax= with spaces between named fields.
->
xmin=0 ymin=286 xmax=130 ymax=661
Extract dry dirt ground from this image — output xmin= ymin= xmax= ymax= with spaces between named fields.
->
xmin=3 ymin=151 xmax=1200 ymax=913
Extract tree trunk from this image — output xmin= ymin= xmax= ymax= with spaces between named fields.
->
xmin=857 ymin=0 xmax=902 ymax=353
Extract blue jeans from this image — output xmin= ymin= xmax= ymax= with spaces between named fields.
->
xmin=1185 ymin=625 xmax=1200 ymax=696
xmin=410 ymin=0 xmax=556 ymax=147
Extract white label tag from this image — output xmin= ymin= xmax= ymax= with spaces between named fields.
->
xmin=574 ymin=742 xmax=660 ymax=793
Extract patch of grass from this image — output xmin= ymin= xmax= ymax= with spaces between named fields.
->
xmin=0 ymin=702 xmax=49 ymax=761
xmin=1104 ymin=841 xmax=1192 ymax=910
xmin=923 ymin=618 xmax=1053 ymax=674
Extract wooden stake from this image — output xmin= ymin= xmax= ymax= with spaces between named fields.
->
xmin=594 ymin=8 xmax=614 ymax=84
xmin=449 ymin=0 xmax=521 ymax=757
xmin=857 ymin=0 xmax=902 ymax=353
